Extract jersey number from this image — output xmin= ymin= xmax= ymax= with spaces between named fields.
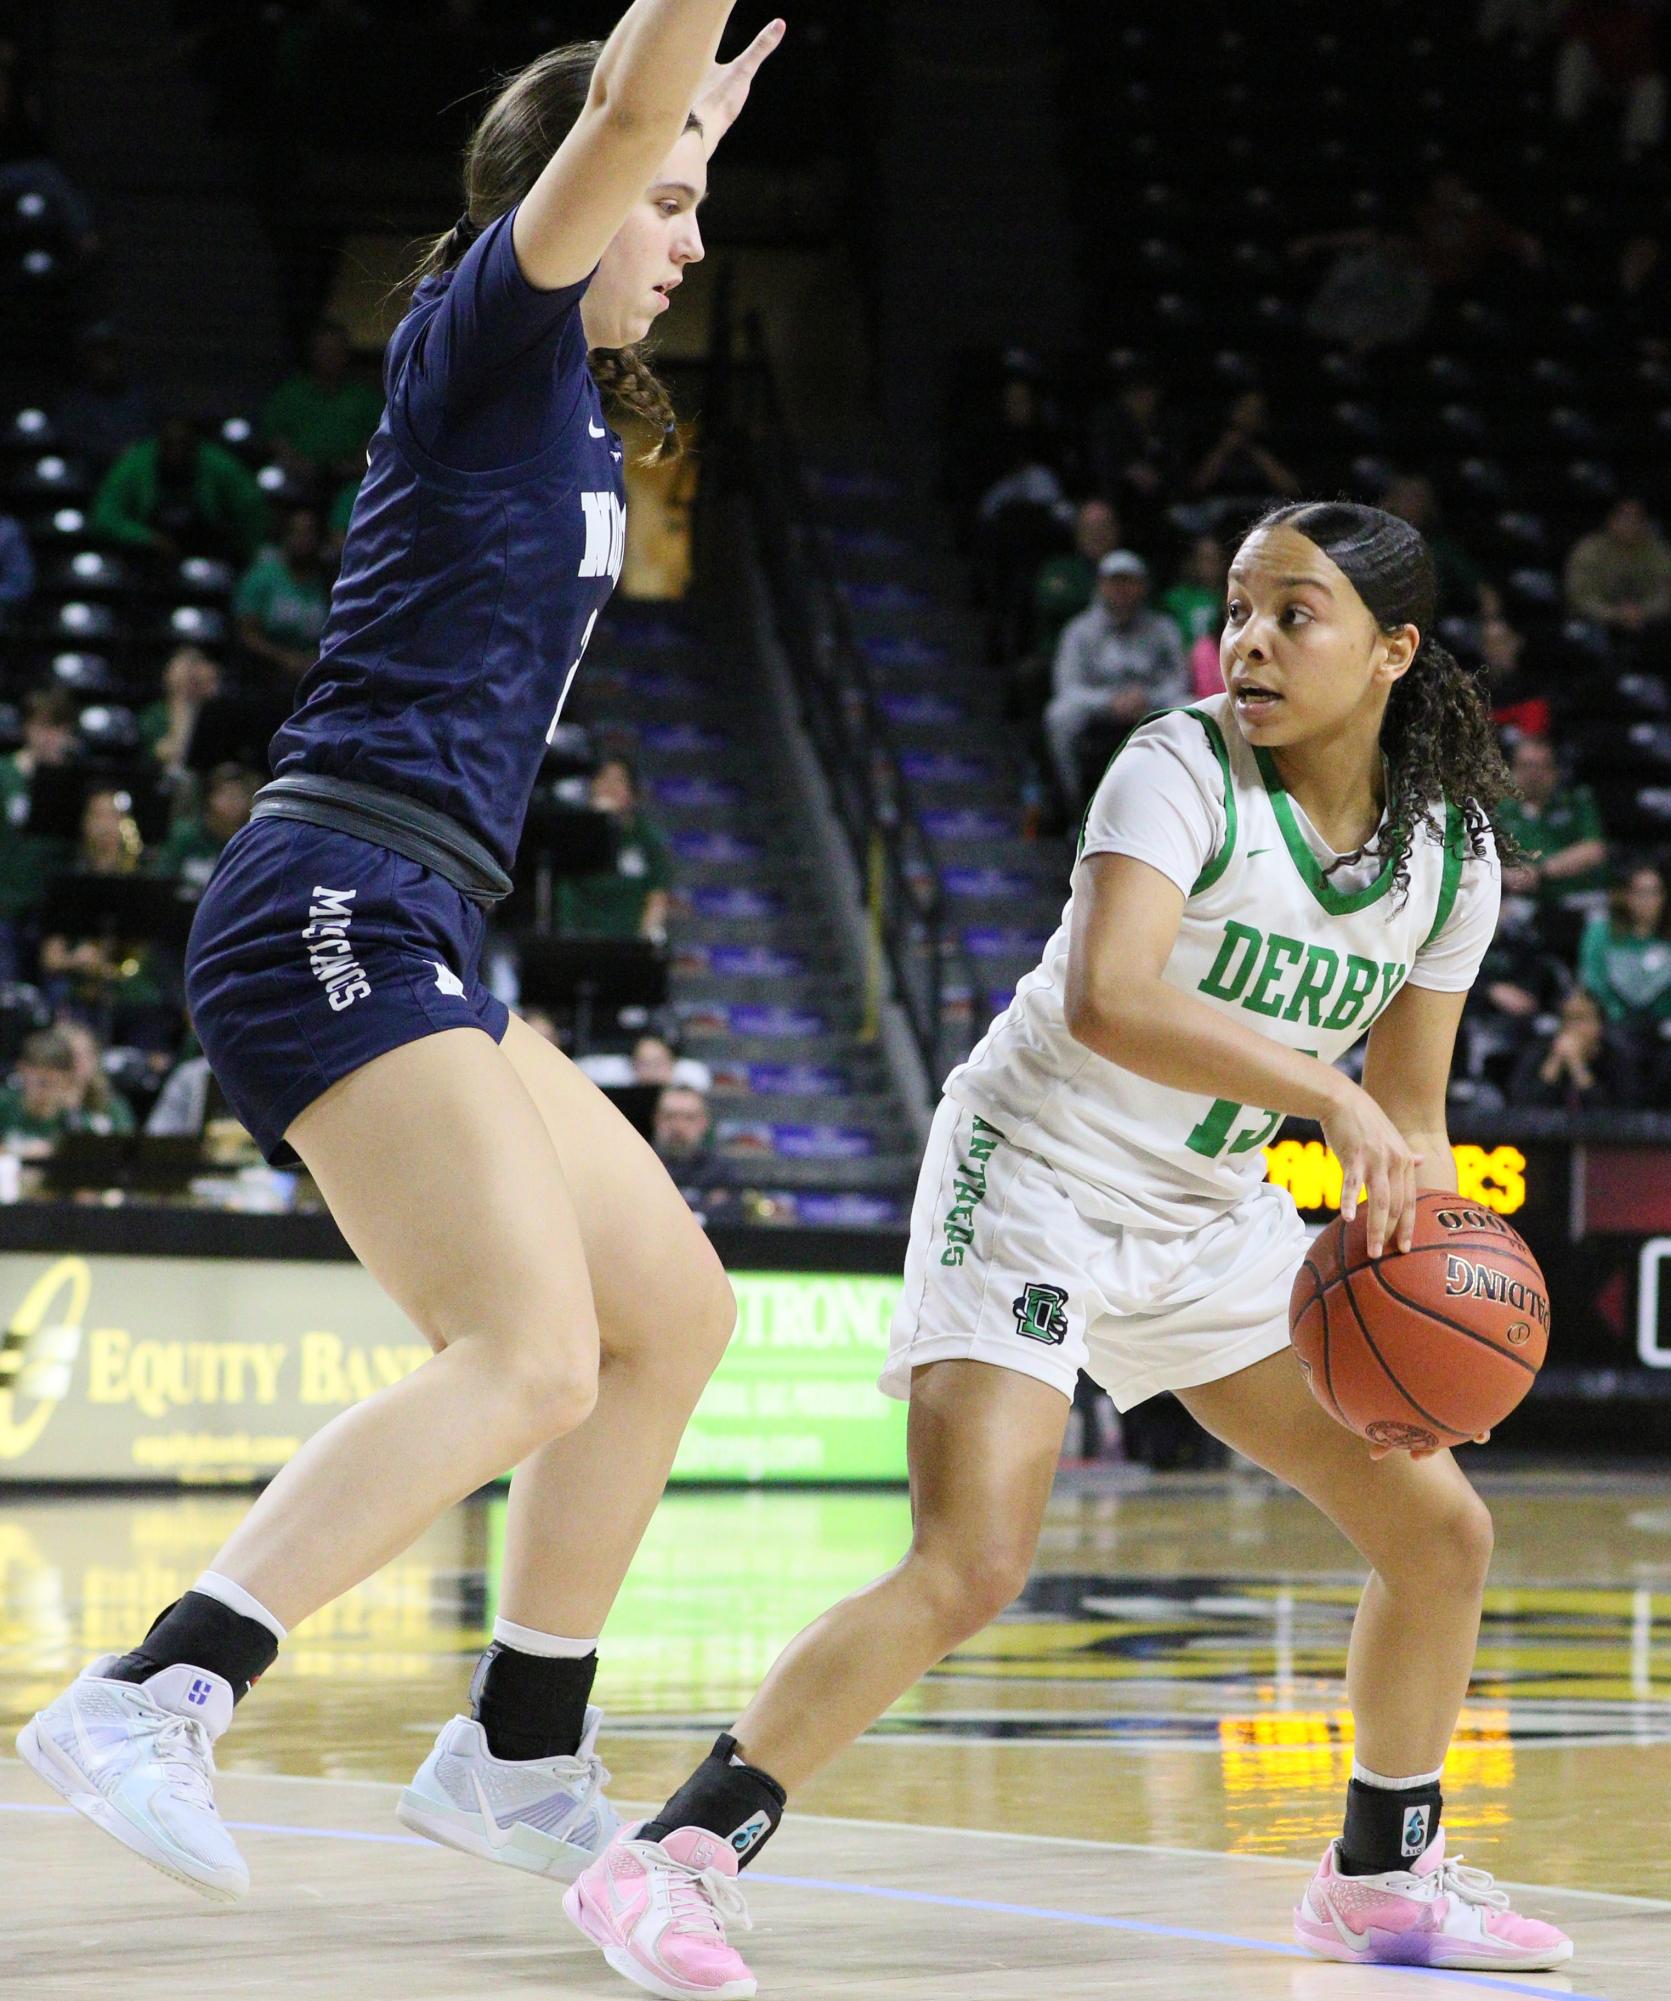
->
xmin=1184 ymin=1049 xmax=1317 ymax=1159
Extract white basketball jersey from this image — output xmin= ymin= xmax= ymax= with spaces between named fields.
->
xmin=944 ymin=695 xmax=1475 ymax=1234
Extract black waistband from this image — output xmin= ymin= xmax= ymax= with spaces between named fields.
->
xmin=250 ymin=774 xmax=513 ymax=907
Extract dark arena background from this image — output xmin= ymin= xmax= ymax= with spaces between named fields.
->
xmin=0 ymin=3 xmax=1668 ymax=1996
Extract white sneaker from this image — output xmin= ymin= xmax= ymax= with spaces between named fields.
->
xmin=397 ymin=1703 xmax=621 ymax=1880
xmin=17 ymin=1655 xmax=248 ymax=1902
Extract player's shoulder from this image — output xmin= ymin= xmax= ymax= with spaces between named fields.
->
xmin=1122 ymin=693 xmax=1236 ymax=762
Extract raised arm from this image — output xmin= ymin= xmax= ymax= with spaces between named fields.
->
xmin=512 ymin=5 xmax=784 ymax=292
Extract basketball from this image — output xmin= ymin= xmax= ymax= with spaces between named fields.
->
xmin=1290 ymin=1193 xmax=1550 ymax=1452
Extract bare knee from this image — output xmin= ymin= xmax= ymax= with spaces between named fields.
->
xmin=503 ymin=1346 xmax=599 ymax=1446
xmin=1381 ymin=1486 xmax=1494 ymax=1597
xmin=908 ymin=1534 xmax=1035 ymax=1646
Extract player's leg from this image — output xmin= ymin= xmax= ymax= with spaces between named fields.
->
xmin=398 ymin=1015 xmax=740 ymax=1879
xmin=19 ymin=1027 xmax=601 ymax=1899
xmin=1179 ymin=1348 xmax=1570 ymax=1970
xmin=562 ymin=1358 xmax=1069 ymax=1998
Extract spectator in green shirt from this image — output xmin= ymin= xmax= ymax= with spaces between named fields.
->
xmin=234 ymin=507 xmax=332 ymax=684
xmin=137 ymin=645 xmax=224 ymax=776
xmin=90 ymin=416 xmax=269 ymax=566
xmin=1580 ymin=865 xmax=1671 ymax=1032
xmin=0 ymin=1026 xmax=134 ymax=1157
xmin=556 ymin=757 xmax=674 ymax=941
xmin=1160 ymin=534 xmax=1228 ymax=646
xmin=0 ymin=688 xmax=79 ymax=981
xmin=39 ymin=785 xmax=168 ymax=1026
xmin=150 ymin=764 xmax=262 ymax=895
xmin=1498 ymin=735 xmax=1609 ymax=912
xmin=1032 ymin=497 xmax=1120 ymax=657
xmin=261 ymin=321 xmax=384 ymax=484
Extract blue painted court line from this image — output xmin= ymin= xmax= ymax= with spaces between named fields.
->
xmin=0 ymin=1803 xmax=1603 ymax=2000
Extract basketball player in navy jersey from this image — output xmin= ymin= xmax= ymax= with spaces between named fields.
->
xmin=18 ymin=0 xmax=785 ymax=1941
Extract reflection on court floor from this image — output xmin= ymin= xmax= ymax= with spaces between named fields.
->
xmin=3 ymin=1470 xmax=1668 ymax=1996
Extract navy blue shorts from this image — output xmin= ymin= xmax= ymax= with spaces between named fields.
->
xmin=186 ymin=818 xmax=510 ymax=1166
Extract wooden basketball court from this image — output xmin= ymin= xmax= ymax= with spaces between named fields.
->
xmin=3 ymin=1468 xmax=1666 ymax=1997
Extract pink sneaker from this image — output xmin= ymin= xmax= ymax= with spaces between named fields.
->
xmin=562 ymin=1822 xmax=757 ymax=2000
xmin=1295 ymin=1828 xmax=1574 ymax=1970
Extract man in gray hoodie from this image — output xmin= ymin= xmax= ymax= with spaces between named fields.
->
xmin=1043 ymin=549 xmax=1188 ymax=811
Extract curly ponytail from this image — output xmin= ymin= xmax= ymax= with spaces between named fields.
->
xmin=1247 ymin=500 xmax=1526 ymax=898
xmin=397 ymin=39 xmax=686 ymax=465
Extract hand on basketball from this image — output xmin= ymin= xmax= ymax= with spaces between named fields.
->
xmin=1369 ymin=1429 xmax=1491 ymax=1462
xmin=1319 ymin=1079 xmax=1421 ymax=1260
xmin=693 ymin=18 xmax=786 ymax=154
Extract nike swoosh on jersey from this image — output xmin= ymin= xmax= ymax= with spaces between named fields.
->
xmin=588 ymin=418 xmax=607 ymax=438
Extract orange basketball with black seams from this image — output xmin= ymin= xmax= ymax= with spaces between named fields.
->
xmin=1289 ymin=1190 xmax=1549 ymax=1451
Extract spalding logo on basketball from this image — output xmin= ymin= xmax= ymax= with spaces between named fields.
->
xmin=1289 ymin=1191 xmax=1549 ymax=1450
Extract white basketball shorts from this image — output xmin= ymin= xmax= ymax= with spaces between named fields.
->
xmin=880 ymin=1097 xmax=1308 ymax=1411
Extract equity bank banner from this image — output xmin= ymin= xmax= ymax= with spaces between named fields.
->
xmin=0 ymin=1254 xmax=907 ymax=1485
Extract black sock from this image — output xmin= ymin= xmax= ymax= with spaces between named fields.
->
xmin=470 ymin=1641 xmax=598 ymax=1761
xmin=640 ymin=1732 xmax=786 ymax=1868
xmin=105 ymin=1593 xmax=279 ymax=1704
xmin=1338 ymin=1775 xmax=1444 ymax=1876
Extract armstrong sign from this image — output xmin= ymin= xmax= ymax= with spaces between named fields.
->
xmin=0 ymin=1253 xmax=907 ymax=1485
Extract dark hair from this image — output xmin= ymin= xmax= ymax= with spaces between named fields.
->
xmin=403 ymin=41 xmax=695 ymax=465
xmin=1608 ymin=861 xmax=1669 ymax=937
xmin=1243 ymin=499 xmax=1523 ymax=896
xmin=23 ymin=686 xmax=76 ymax=729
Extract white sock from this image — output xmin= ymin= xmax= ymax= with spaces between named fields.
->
xmin=1351 ymin=1758 xmax=1445 ymax=1790
xmin=491 ymin=1617 xmax=597 ymax=1659
xmin=192 ymin=1570 xmax=288 ymax=1644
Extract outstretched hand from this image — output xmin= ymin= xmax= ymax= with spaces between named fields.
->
xmin=693 ymin=17 xmax=786 ymax=154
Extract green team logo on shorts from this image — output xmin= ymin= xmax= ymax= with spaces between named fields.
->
xmin=1012 ymin=1282 xmax=1070 ymax=1346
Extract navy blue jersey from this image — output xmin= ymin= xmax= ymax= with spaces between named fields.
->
xmin=269 ymin=204 xmax=628 ymax=871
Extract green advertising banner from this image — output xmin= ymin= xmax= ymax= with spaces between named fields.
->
xmin=0 ymin=1253 xmax=907 ymax=1487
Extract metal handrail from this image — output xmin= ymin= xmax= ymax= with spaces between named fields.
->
xmin=717 ymin=310 xmax=975 ymax=1083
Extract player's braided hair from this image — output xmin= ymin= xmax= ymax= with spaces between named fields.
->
xmin=401 ymin=41 xmax=688 ymax=465
xmin=1246 ymin=500 xmax=1524 ymax=897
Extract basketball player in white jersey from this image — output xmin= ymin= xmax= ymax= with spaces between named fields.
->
xmin=563 ymin=501 xmax=1575 ymax=1996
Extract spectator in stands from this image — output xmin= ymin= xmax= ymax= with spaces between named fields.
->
xmin=1087 ymin=373 xmax=1182 ymax=544
xmin=1160 ymin=535 xmax=1228 ymax=649
xmin=1474 ymin=613 xmax=1551 ymax=739
xmin=0 ymin=42 xmax=99 ymax=264
xmin=0 ymin=1026 xmax=133 ymax=1155
xmin=1616 ymin=233 xmax=1671 ymax=367
xmin=970 ymin=369 xmax=1075 ymax=666
xmin=54 ymin=1016 xmax=142 ymax=1137
xmin=1032 ymin=497 xmax=1120 ymax=660
xmin=555 ymin=756 xmax=674 ymax=941
xmin=150 ymin=763 xmax=261 ymax=893
xmin=39 ymin=785 xmax=168 ymax=1026
xmin=0 ymin=506 xmax=36 ymax=625
xmin=145 ymin=1045 xmax=215 ymax=1139
xmin=1555 ymin=1 xmax=1667 ymax=157
xmin=90 ymin=415 xmax=268 ymax=567
xmin=234 ymin=506 xmax=331 ymax=683
xmin=1380 ymin=475 xmax=1496 ymax=617
xmin=578 ymin=1031 xmax=713 ymax=1093
xmin=1465 ymin=906 xmax=1574 ymax=1082
xmin=138 ymin=645 xmax=224 ymax=775
xmin=1160 ymin=536 xmax=1230 ymax=699
xmin=1499 ymin=735 xmax=1610 ymax=917
xmin=50 ymin=326 xmax=158 ymax=469
xmin=1580 ymin=864 xmax=1671 ymax=1043
xmin=0 ymin=688 xmax=78 ymax=981
xmin=1298 ymin=229 xmax=1434 ymax=354
xmin=1190 ymin=391 xmax=1303 ymax=509
xmin=1563 ymin=496 xmax=1671 ymax=635
xmin=261 ymin=321 xmax=384 ymax=486
xmin=1044 ymin=550 xmax=1189 ymax=812
xmin=652 ymin=1082 xmax=713 ymax=1165
xmin=1509 ymin=987 xmax=1637 ymax=1107
xmin=1410 ymin=171 xmax=1542 ymax=291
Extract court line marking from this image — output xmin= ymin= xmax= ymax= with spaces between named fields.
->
xmin=0 ymin=1801 xmax=1606 ymax=1998
xmin=3 ymin=1763 xmax=1668 ymax=1915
